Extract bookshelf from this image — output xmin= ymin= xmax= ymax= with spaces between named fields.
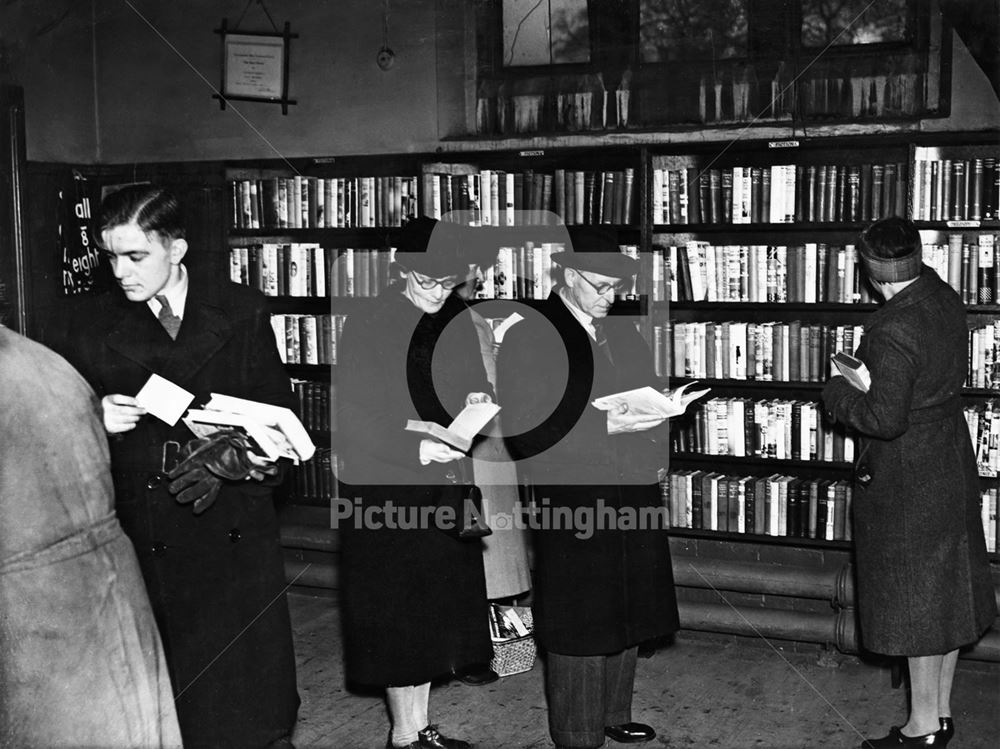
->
xmin=225 ymin=155 xmax=426 ymax=507
xmin=218 ymin=136 xmax=997 ymax=657
xmin=647 ymin=133 xmax=999 ymax=557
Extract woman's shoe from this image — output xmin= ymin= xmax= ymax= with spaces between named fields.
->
xmin=938 ymin=717 xmax=954 ymax=743
xmin=859 ymin=725 xmax=948 ymax=748
xmin=417 ymin=724 xmax=471 ymax=749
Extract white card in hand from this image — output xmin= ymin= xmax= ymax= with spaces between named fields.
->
xmin=135 ymin=373 xmax=195 ymax=426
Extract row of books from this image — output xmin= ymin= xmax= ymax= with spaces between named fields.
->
xmin=673 ymin=398 xmax=857 ymax=463
xmin=654 ymin=321 xmax=864 ymax=383
xmin=472 ymin=243 xmax=639 ymax=301
xmin=654 ymin=320 xmax=998 ymax=390
xmin=289 ymin=448 xmax=339 ymax=504
xmin=660 ymin=470 xmax=853 ymax=541
xmin=654 ymin=236 xmax=1000 ymax=305
xmin=420 ymin=167 xmax=637 ymax=226
xmin=291 ymin=379 xmax=334 ymax=433
xmin=967 ymin=324 xmax=1000 ymax=391
xmin=967 ymin=401 xmax=1000 ymax=478
xmin=650 ymin=162 xmax=907 ymax=226
xmin=662 ymin=476 xmax=996 ymax=548
xmin=921 ymin=234 xmax=997 ymax=305
xmin=982 ymin=487 xmax=999 ymax=553
xmin=269 ymin=314 xmax=347 ymax=366
xmin=230 ymin=245 xmax=394 ymax=298
xmin=655 ymin=242 xmax=874 ymax=304
xmin=230 ymin=175 xmax=420 ymax=230
xmin=910 ymin=155 xmax=1000 ymax=222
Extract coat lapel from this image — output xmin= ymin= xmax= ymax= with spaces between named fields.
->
xmin=103 ymin=275 xmax=234 ymax=387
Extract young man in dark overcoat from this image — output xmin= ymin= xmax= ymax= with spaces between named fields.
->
xmin=55 ymin=184 xmax=299 ymax=749
xmin=497 ymin=227 xmax=680 ymax=749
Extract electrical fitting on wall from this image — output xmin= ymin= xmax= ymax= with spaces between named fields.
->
xmin=376 ymin=0 xmax=395 ymax=70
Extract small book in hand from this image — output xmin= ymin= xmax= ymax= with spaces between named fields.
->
xmin=831 ymin=352 xmax=871 ymax=392
xmin=405 ymin=401 xmax=501 ymax=453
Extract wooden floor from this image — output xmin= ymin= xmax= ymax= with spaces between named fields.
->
xmin=285 ymin=591 xmax=999 ymax=749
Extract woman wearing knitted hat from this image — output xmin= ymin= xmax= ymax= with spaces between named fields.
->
xmin=822 ymin=217 xmax=996 ymax=749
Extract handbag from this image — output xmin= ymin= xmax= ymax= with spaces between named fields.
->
xmin=437 ymin=457 xmax=493 ymax=540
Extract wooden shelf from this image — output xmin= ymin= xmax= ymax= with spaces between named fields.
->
xmin=284 ymin=363 xmax=333 ymax=379
xmin=670 ymin=453 xmax=853 ymax=472
xmin=666 ymin=527 xmax=850 ymax=550
xmin=229 ymin=227 xmax=401 ymax=245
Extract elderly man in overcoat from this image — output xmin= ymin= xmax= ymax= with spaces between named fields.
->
xmin=497 ymin=227 xmax=679 ymax=749
xmin=55 ymin=184 xmax=299 ymax=749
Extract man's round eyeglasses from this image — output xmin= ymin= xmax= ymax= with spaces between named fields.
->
xmin=575 ymin=270 xmax=631 ymax=296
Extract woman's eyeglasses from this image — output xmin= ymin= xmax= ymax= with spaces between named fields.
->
xmin=411 ymin=272 xmax=459 ymax=290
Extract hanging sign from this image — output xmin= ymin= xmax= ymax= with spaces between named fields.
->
xmin=60 ymin=172 xmax=101 ymax=296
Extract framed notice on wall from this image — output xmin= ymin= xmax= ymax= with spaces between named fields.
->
xmin=214 ymin=19 xmax=297 ymax=114
xmin=223 ymin=33 xmax=285 ymax=100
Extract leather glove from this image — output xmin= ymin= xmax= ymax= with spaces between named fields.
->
xmin=166 ymin=430 xmax=259 ymax=514
xmin=168 ymin=467 xmax=223 ymax=515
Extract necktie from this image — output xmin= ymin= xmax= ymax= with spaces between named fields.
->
xmin=592 ymin=320 xmax=613 ymax=364
xmin=155 ymin=295 xmax=182 ymax=340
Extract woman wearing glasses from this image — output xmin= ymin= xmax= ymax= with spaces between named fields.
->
xmin=336 ymin=216 xmax=493 ymax=749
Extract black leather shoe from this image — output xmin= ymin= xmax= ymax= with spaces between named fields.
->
xmin=417 ymin=724 xmax=471 ymax=749
xmin=859 ymin=725 xmax=948 ymax=748
xmin=604 ymin=722 xmax=656 ymax=743
xmin=458 ymin=665 xmax=499 ymax=686
xmin=938 ymin=717 xmax=954 ymax=743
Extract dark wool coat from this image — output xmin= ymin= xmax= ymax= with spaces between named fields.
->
xmin=0 ymin=327 xmax=182 ymax=748
xmin=496 ymin=293 xmax=679 ymax=656
xmin=336 ymin=288 xmax=492 ymax=687
xmin=823 ymin=267 xmax=997 ymax=656
xmin=56 ymin=276 xmax=299 ymax=748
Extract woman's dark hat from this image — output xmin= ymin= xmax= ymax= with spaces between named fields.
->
xmin=393 ymin=216 xmax=464 ymax=278
xmin=858 ymin=245 xmax=922 ymax=282
xmin=550 ymin=226 xmax=637 ymax=278
xmin=858 ymin=217 xmax=923 ymax=282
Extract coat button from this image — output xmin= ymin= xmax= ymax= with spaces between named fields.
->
xmin=146 ymin=473 xmax=166 ymax=489
xmin=229 ymin=528 xmax=241 ymax=543
xmin=151 ymin=542 xmax=167 ymax=556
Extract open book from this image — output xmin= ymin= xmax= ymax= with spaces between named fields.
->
xmin=405 ymin=401 xmax=501 ymax=452
xmin=592 ymin=381 xmax=711 ymax=419
xmin=183 ymin=393 xmax=316 ymax=464
xmin=831 ymin=351 xmax=871 ymax=392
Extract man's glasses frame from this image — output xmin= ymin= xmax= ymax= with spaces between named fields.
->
xmin=574 ymin=269 xmax=632 ymax=297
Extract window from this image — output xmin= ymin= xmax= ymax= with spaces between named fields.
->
xmin=502 ymin=0 xmax=591 ymax=66
xmin=639 ymin=0 xmax=748 ymax=62
xmin=801 ymin=0 xmax=913 ymax=47
xmin=468 ymin=0 xmax=944 ymax=136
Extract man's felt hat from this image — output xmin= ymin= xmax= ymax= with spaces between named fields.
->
xmin=549 ymin=226 xmax=638 ymax=279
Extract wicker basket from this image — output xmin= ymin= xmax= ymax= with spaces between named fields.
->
xmin=489 ymin=606 xmax=536 ymax=677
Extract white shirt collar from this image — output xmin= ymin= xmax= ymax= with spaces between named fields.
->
xmin=148 ymin=264 xmax=189 ymax=319
xmin=557 ymin=287 xmax=597 ymax=341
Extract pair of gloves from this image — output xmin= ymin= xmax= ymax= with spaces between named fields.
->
xmin=166 ymin=430 xmax=274 ymax=514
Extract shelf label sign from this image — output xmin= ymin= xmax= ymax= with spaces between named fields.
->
xmin=60 ymin=172 xmax=102 ymax=296
xmin=767 ymin=140 xmax=800 ymax=149
xmin=946 ymin=220 xmax=981 ymax=228
xmin=518 ymin=150 xmax=545 ymax=157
